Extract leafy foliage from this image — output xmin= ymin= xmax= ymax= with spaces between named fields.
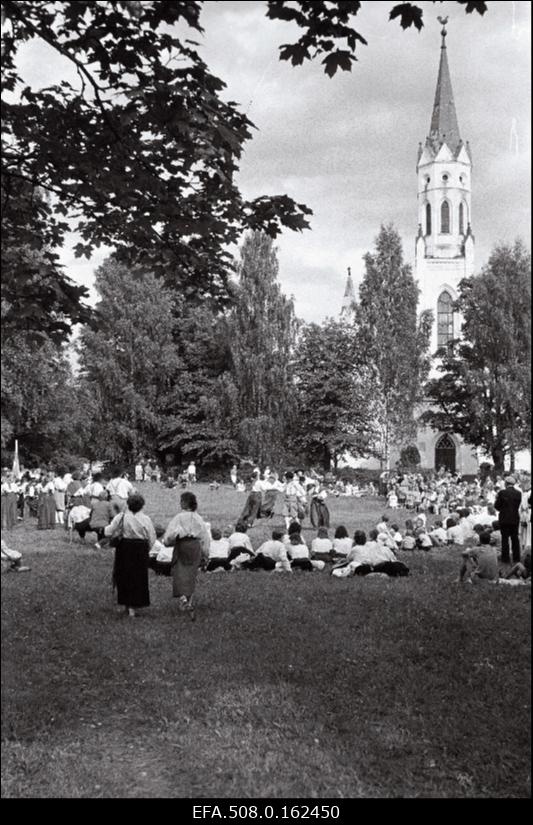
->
xmin=2 ymin=0 xmax=312 ymax=310
xmin=267 ymin=1 xmax=487 ymax=76
xmin=290 ymin=319 xmax=376 ymax=470
xmin=78 ymin=257 xmax=182 ymax=462
xmin=158 ymin=305 xmax=240 ymax=468
xmin=1 ymin=333 xmax=84 ymax=462
xmin=357 ymin=224 xmax=432 ymax=467
xmin=422 ymin=240 xmax=531 ymax=473
xmin=228 ymin=232 xmax=298 ymax=466
xmin=1 ymin=182 xmax=91 ymax=343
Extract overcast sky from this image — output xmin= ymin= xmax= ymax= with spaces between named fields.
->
xmin=17 ymin=0 xmax=531 ymax=322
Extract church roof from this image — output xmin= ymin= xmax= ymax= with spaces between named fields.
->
xmin=343 ymin=269 xmax=355 ymax=300
xmin=340 ymin=267 xmax=356 ymax=317
xmin=425 ymin=23 xmax=463 ymax=158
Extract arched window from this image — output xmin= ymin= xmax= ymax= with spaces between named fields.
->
xmin=440 ymin=200 xmax=450 ymax=234
xmin=435 ymin=434 xmax=456 ymax=473
xmin=425 ymin=202 xmax=432 ymax=236
xmin=437 ymin=290 xmax=454 ymax=348
xmin=459 ymin=202 xmax=465 ymax=234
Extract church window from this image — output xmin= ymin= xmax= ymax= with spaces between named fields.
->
xmin=459 ymin=202 xmax=465 ymax=234
xmin=437 ymin=290 xmax=454 ymax=348
xmin=425 ymin=202 xmax=432 ymax=236
xmin=440 ymin=200 xmax=451 ymax=234
xmin=442 ymin=173 xmax=449 ymax=182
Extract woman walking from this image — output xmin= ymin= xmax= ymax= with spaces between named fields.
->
xmin=163 ymin=492 xmax=210 ymax=620
xmin=104 ymin=493 xmax=156 ymax=618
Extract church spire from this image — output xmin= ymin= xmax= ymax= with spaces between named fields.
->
xmin=428 ymin=17 xmax=461 ymax=155
xmin=340 ymin=267 xmax=356 ymax=319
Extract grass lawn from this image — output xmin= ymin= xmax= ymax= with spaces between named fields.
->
xmin=1 ymin=483 xmax=530 ymax=798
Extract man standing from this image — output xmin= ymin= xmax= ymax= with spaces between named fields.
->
xmin=495 ymin=476 xmax=522 ymax=564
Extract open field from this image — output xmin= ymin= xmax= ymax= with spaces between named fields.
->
xmin=1 ymin=483 xmax=531 ymax=798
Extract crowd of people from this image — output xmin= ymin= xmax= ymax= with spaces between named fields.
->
xmin=2 ymin=459 xmax=531 ymax=618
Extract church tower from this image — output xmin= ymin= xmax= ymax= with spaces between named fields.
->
xmin=415 ymin=17 xmax=475 ymax=354
xmin=340 ymin=267 xmax=356 ymax=321
xmin=414 ymin=19 xmax=478 ymax=474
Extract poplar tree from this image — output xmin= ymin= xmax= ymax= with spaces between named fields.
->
xmin=229 ymin=231 xmax=297 ymax=466
xmin=357 ymin=224 xmax=432 ymax=468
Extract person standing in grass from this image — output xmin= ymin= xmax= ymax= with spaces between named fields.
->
xmin=495 ymin=476 xmax=522 ymax=565
xmin=162 ymin=491 xmax=210 ymax=619
xmin=106 ymin=468 xmax=134 ymax=512
xmin=104 ymin=493 xmax=156 ymax=618
xmin=37 ymin=472 xmax=56 ymax=530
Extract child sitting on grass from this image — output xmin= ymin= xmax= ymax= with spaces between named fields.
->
xmin=390 ymin=524 xmax=403 ymax=550
xmin=227 ymin=522 xmax=255 ymax=568
xmin=415 ymin=526 xmax=433 ymax=551
xmin=1 ymin=539 xmax=31 ymax=572
xmin=311 ymin=527 xmax=334 ymax=561
xmin=428 ymin=519 xmax=447 ymax=546
xmin=242 ymin=530 xmax=291 ymax=571
xmin=148 ymin=525 xmax=173 ymax=576
xmin=205 ymin=527 xmax=231 ymax=572
xmin=285 ymin=528 xmax=325 ymax=571
xmin=401 ymin=530 xmax=416 ymax=551
xmin=332 ymin=525 xmax=353 ymax=558
xmin=446 ymin=517 xmax=465 ymax=546
xmin=458 ymin=532 xmax=499 ymax=584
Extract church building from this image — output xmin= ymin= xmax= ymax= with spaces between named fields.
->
xmin=341 ymin=21 xmax=479 ymax=474
xmin=413 ymin=19 xmax=478 ymax=474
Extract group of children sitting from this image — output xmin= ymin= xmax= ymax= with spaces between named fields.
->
xmin=147 ymin=521 xmax=410 ymax=578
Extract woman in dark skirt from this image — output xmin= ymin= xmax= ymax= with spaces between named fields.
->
xmin=37 ymin=473 xmax=57 ymax=530
xmin=310 ymin=492 xmax=330 ymax=528
xmin=104 ymin=493 xmax=156 ymax=618
xmin=163 ymin=492 xmax=210 ymax=620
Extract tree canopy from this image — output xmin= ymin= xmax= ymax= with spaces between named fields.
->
xmin=422 ymin=240 xmax=531 ymax=473
xmin=356 ymin=223 xmax=432 ymax=467
xmin=2 ymin=0 xmax=489 ymax=338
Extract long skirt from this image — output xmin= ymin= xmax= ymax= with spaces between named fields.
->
xmin=2 ymin=493 xmax=17 ymax=529
xmin=38 ymin=494 xmax=56 ymax=529
xmin=310 ymin=499 xmax=330 ymax=528
xmin=171 ymin=537 xmax=202 ymax=598
xmin=239 ymin=492 xmax=262 ymax=527
xmin=113 ymin=538 xmax=150 ymax=608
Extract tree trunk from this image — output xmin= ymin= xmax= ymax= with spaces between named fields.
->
xmin=322 ymin=445 xmax=332 ymax=473
xmin=491 ymin=446 xmax=506 ymax=476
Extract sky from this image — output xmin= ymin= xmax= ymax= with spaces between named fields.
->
xmin=15 ymin=0 xmax=532 ymax=322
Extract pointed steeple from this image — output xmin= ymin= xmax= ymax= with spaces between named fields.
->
xmin=340 ymin=267 xmax=356 ymax=319
xmin=427 ymin=17 xmax=461 ymax=156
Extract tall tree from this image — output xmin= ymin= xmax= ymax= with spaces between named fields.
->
xmin=422 ymin=240 xmax=531 ymax=474
xmin=290 ymin=319 xmax=376 ymax=471
xmin=2 ymin=1 xmax=488 ymax=331
xmin=78 ymin=257 xmax=181 ymax=462
xmin=357 ymin=224 xmax=432 ymax=468
xmin=158 ymin=304 xmax=240 ymax=469
xmin=1 ymin=332 xmax=85 ymax=463
xmin=229 ymin=231 xmax=298 ymax=466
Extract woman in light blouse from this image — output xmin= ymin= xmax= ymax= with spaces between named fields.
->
xmin=163 ymin=491 xmax=210 ymax=620
xmin=105 ymin=492 xmax=156 ymax=618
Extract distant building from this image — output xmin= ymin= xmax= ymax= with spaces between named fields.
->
xmin=412 ymin=19 xmax=478 ymax=474
xmin=341 ymin=21 xmax=480 ymax=474
xmin=340 ymin=267 xmax=357 ymax=322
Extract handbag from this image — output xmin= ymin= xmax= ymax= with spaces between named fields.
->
xmin=109 ymin=513 xmax=125 ymax=548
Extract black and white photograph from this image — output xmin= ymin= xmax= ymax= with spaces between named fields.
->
xmin=1 ymin=0 xmax=531 ymax=801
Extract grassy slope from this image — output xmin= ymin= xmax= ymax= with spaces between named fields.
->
xmin=1 ymin=483 xmax=530 ymax=798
